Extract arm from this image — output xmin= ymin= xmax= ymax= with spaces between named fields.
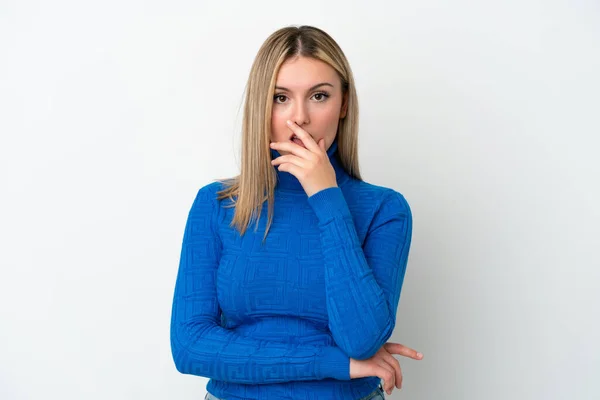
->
xmin=306 ymin=187 xmax=413 ymax=360
xmin=170 ymin=183 xmax=350 ymax=384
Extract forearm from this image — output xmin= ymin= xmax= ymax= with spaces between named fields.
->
xmin=171 ymin=317 xmax=350 ymax=383
xmin=307 ymin=187 xmax=412 ymax=359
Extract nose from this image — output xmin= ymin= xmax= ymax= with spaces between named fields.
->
xmin=291 ymin=100 xmax=310 ymax=126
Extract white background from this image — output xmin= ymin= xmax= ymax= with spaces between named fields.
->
xmin=1 ymin=1 xmax=599 ymax=399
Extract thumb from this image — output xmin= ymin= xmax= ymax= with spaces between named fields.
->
xmin=319 ymin=138 xmax=325 ymax=151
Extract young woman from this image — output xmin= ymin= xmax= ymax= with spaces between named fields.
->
xmin=170 ymin=25 xmax=423 ymax=400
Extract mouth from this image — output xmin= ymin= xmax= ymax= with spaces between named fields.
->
xmin=290 ymin=134 xmax=307 ymax=148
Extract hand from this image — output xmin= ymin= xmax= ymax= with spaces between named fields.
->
xmin=349 ymin=342 xmax=424 ymax=396
xmin=269 ymin=120 xmax=337 ymax=197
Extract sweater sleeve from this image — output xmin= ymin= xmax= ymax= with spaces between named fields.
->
xmin=306 ymin=186 xmax=413 ymax=360
xmin=170 ymin=183 xmax=351 ymax=384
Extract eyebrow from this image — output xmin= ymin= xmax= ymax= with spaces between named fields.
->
xmin=274 ymin=82 xmax=334 ymax=92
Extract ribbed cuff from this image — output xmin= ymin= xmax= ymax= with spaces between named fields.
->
xmin=307 ymin=187 xmax=351 ymax=224
xmin=315 ymin=346 xmax=350 ymax=380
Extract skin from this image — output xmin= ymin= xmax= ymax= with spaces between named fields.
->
xmin=349 ymin=343 xmax=424 ymax=395
xmin=269 ymin=55 xmax=348 ymax=156
xmin=269 ymin=56 xmax=424 ymax=395
xmin=269 ymin=56 xmax=348 ymax=197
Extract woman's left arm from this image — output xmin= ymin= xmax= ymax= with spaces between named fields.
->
xmin=307 ymin=187 xmax=413 ymax=360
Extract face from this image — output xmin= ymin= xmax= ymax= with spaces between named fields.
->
xmin=270 ymin=56 xmax=348 ymax=155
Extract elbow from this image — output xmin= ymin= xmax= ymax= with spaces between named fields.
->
xmin=170 ymin=339 xmax=187 ymax=375
xmin=172 ymin=356 xmax=187 ymax=375
xmin=339 ymin=319 xmax=396 ymax=360
xmin=170 ymin=326 xmax=193 ymax=375
xmin=171 ymin=340 xmax=198 ymax=376
xmin=170 ymin=319 xmax=216 ymax=376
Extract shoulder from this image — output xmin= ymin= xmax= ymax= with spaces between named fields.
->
xmin=343 ymin=179 xmax=411 ymax=217
xmin=189 ymin=180 xmax=226 ymax=211
xmin=196 ymin=180 xmax=225 ymax=197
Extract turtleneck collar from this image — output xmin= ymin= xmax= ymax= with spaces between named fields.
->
xmin=270 ymin=136 xmax=350 ymax=193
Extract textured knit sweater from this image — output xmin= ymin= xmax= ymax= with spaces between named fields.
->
xmin=170 ymin=137 xmax=413 ymax=400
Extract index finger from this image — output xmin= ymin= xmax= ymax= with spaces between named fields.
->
xmin=286 ymin=120 xmax=320 ymax=153
xmin=383 ymin=342 xmax=424 ymax=360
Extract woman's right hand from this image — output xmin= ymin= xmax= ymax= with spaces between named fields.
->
xmin=349 ymin=342 xmax=423 ymax=396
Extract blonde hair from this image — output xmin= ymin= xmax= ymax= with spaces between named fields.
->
xmin=215 ymin=25 xmax=362 ymax=242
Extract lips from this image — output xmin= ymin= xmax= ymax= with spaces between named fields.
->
xmin=292 ymin=137 xmax=306 ymax=148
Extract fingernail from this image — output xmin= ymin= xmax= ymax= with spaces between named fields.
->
xmin=417 ymin=352 xmax=423 ymax=358
xmin=286 ymin=120 xmax=292 ymax=125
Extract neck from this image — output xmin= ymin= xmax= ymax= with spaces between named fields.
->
xmin=270 ymin=136 xmax=350 ymax=193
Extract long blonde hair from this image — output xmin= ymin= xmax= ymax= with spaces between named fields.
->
xmin=215 ymin=25 xmax=362 ymax=242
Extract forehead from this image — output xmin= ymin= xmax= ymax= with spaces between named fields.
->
xmin=275 ymin=57 xmax=339 ymax=88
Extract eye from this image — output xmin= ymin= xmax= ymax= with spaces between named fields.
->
xmin=273 ymin=92 xmax=330 ymax=104
xmin=274 ymin=94 xmax=287 ymax=104
xmin=313 ymin=92 xmax=330 ymax=101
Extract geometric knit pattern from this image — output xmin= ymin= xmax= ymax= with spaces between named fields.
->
xmin=170 ymin=136 xmax=413 ymax=399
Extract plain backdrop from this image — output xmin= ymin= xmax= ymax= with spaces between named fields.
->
xmin=1 ymin=1 xmax=599 ymax=399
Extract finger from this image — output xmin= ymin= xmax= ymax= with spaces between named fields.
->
xmin=380 ymin=351 xmax=403 ymax=389
xmin=375 ymin=359 xmax=395 ymax=395
xmin=384 ymin=342 xmax=424 ymax=360
xmin=286 ymin=120 xmax=320 ymax=153
xmin=275 ymin=162 xmax=301 ymax=178
xmin=270 ymin=140 xmax=313 ymax=160
xmin=319 ymin=138 xmax=325 ymax=152
xmin=271 ymin=155 xmax=307 ymax=169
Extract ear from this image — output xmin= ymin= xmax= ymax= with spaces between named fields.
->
xmin=339 ymin=91 xmax=348 ymax=119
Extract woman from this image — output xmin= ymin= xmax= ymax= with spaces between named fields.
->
xmin=170 ymin=25 xmax=423 ymax=400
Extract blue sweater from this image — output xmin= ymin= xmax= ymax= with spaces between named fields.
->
xmin=170 ymin=137 xmax=413 ymax=399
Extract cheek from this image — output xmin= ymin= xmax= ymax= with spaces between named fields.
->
xmin=316 ymin=107 xmax=342 ymax=131
xmin=271 ymin=114 xmax=288 ymax=141
xmin=318 ymin=102 xmax=343 ymax=121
